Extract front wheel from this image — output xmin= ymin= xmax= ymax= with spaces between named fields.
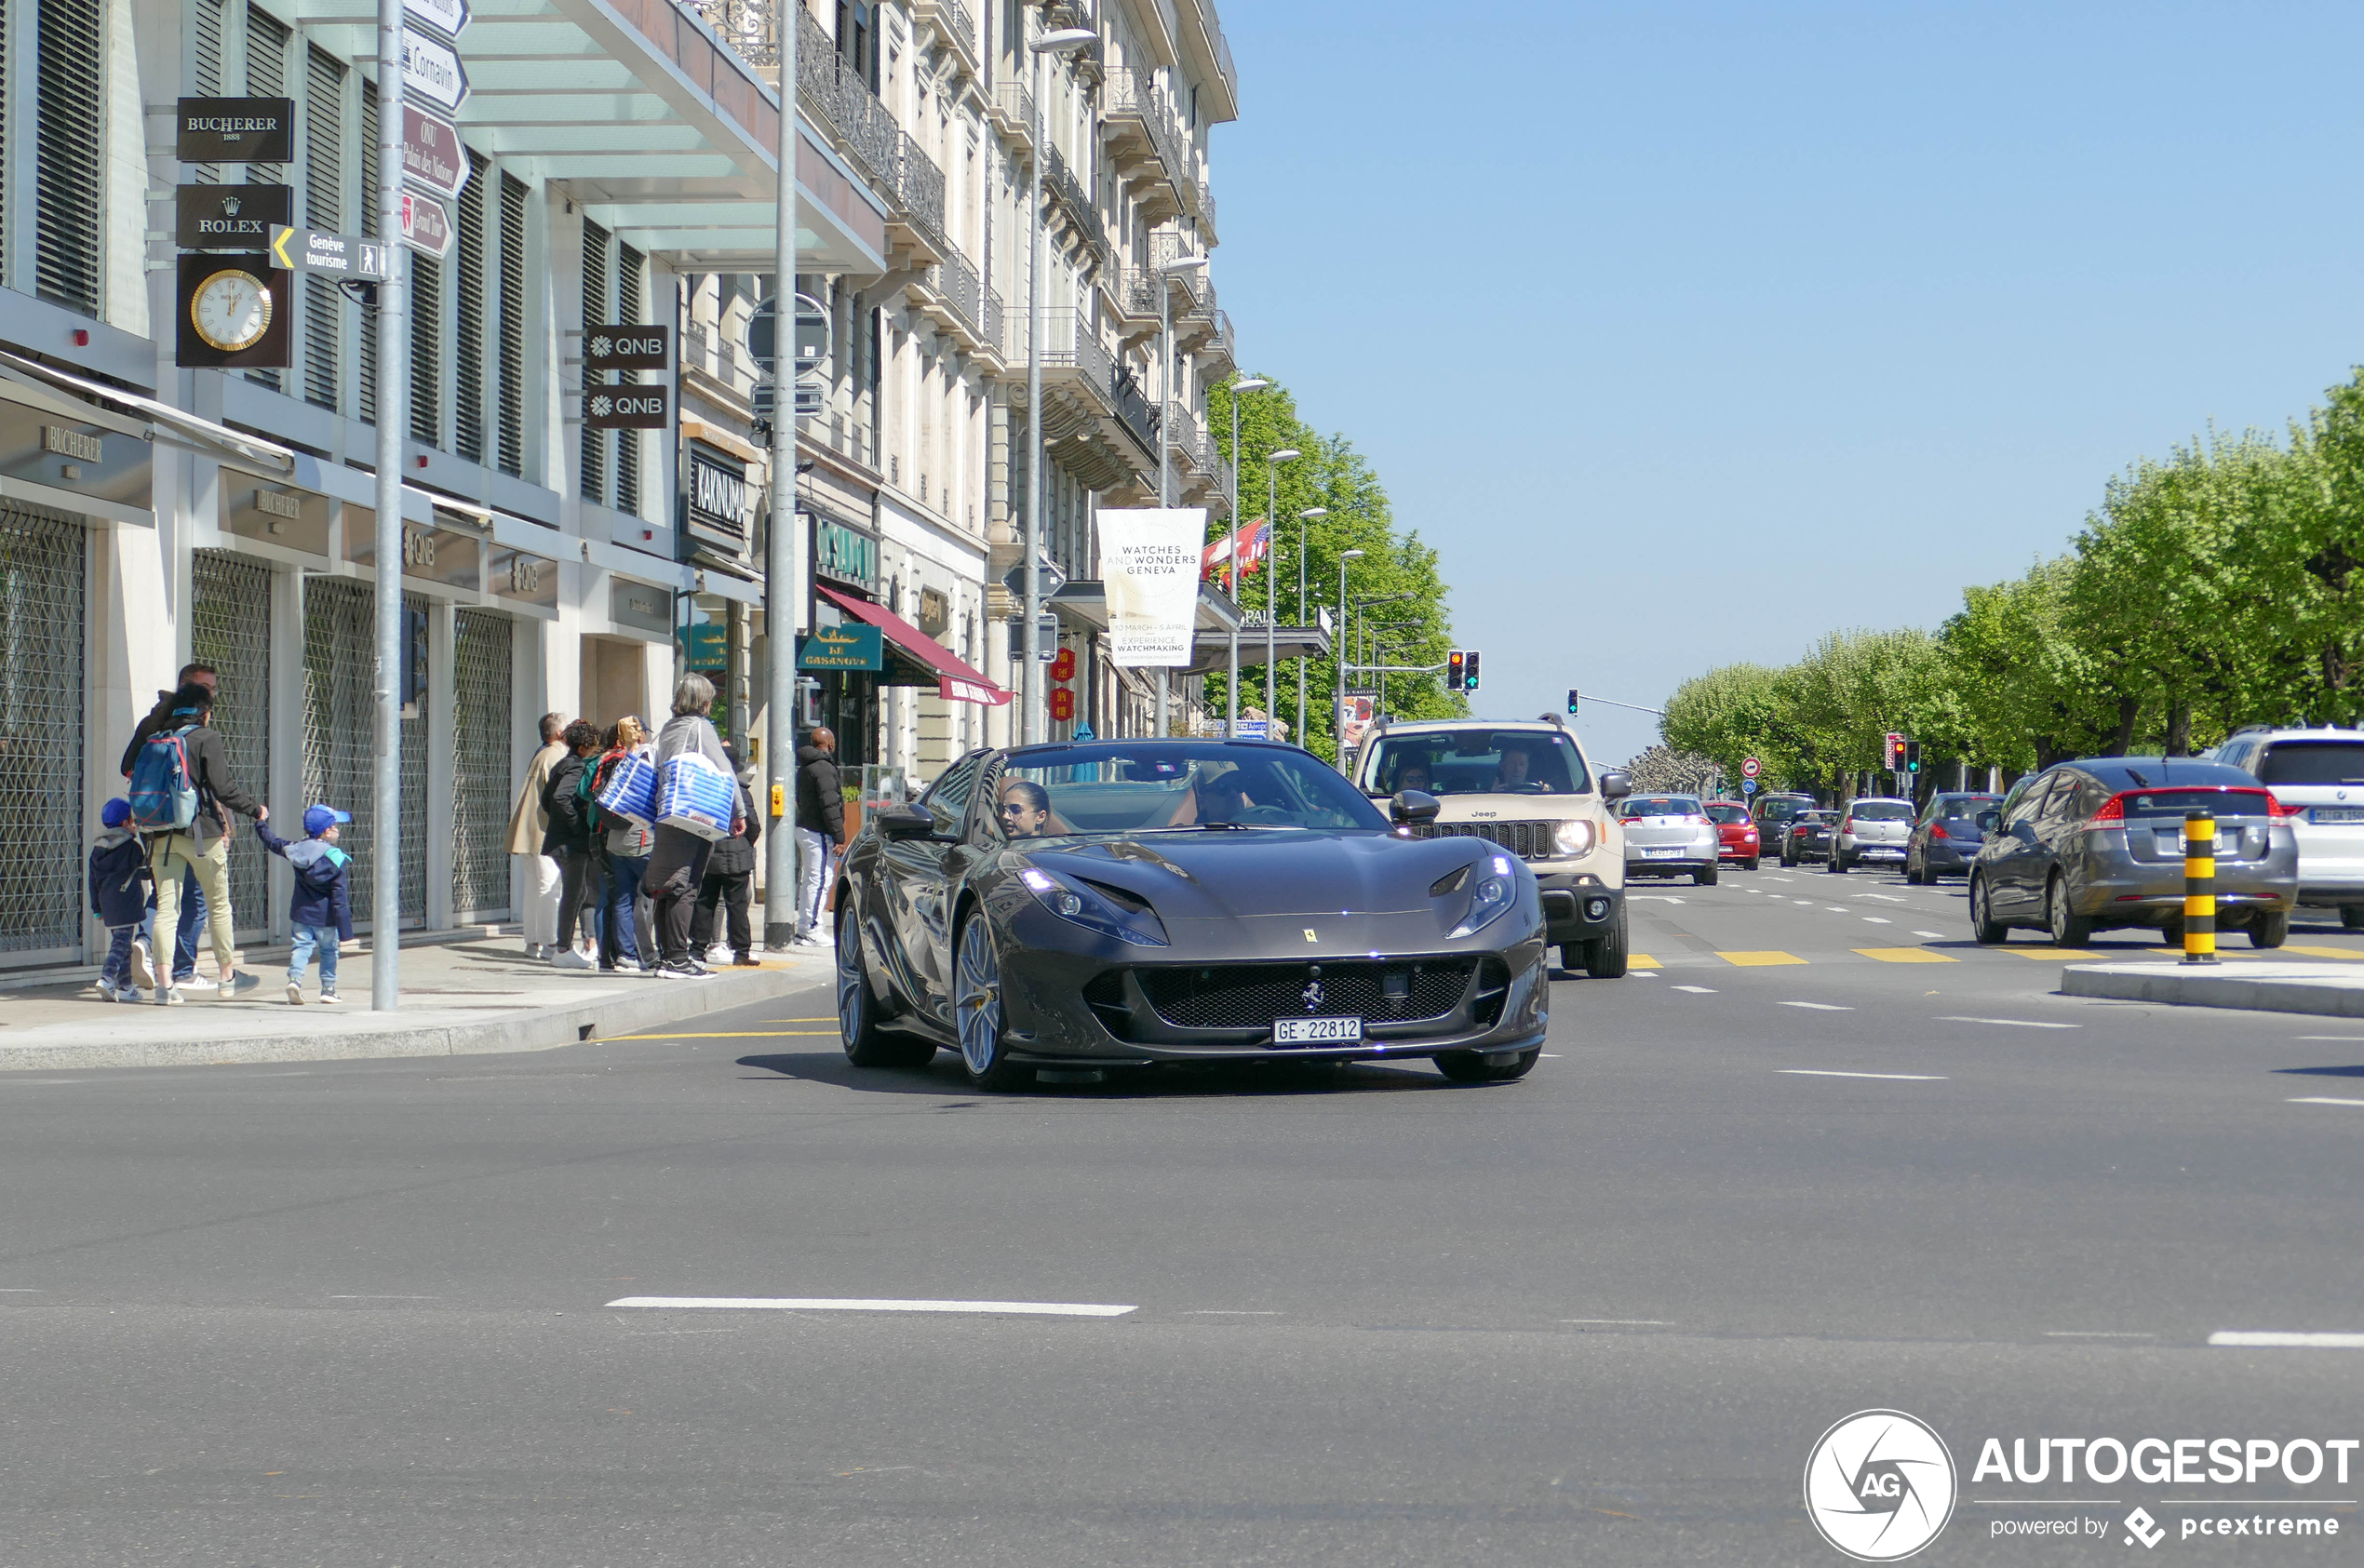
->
xmin=953 ymin=915 xmax=1032 ymax=1092
xmin=1694 ymin=865 xmax=1718 ymax=887
xmin=2047 ymin=875 xmax=2093 ymax=946
xmin=1586 ymin=906 xmax=1630 ymax=978
xmin=1905 ymin=857 xmax=1925 ymax=886
xmin=2250 ymin=910 xmax=2290 ymax=949
xmin=838 ymin=910 xmax=935 ymax=1070
xmin=1970 ymin=874 xmax=2009 ymax=945
xmin=1434 ymin=1046 xmax=1539 ymax=1083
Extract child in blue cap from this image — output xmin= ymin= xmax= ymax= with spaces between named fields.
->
xmin=88 ymin=797 xmax=155 ymax=1003
xmin=255 ymin=804 xmax=355 ymax=1004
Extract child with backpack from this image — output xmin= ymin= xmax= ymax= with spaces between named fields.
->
xmin=88 ymin=798 xmax=155 ymax=1004
xmin=254 ymin=804 xmax=356 ymax=1004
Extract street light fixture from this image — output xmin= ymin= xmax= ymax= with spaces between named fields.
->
xmin=1020 ymin=25 xmax=1099 ymax=746
xmin=1152 ymin=249 xmax=1207 ymax=739
xmin=1224 ymin=375 xmax=1269 ymax=736
xmin=1294 ymin=505 xmax=1327 ymax=744
xmin=1334 ymin=547 xmax=1365 ymax=771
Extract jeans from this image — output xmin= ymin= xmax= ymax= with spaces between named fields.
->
xmin=796 ymin=827 xmax=834 ymax=934
xmin=102 ymin=919 xmax=150 ymax=987
xmin=172 ymin=867 xmax=205 ymax=981
xmin=150 ymin=833 xmax=235 ymax=978
xmin=602 ymin=853 xmax=650 ymax=967
xmin=289 ymin=922 xmax=341 ymax=992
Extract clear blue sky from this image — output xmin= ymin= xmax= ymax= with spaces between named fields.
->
xmin=1212 ymin=1 xmax=2364 ymax=769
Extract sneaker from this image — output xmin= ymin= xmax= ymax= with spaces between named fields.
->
xmin=155 ymin=986 xmax=184 ymax=1006
xmin=128 ymin=936 xmax=155 ymax=989
xmin=178 ymin=973 xmax=218 ymax=992
xmin=655 ymin=959 xmax=713 ymax=980
xmin=317 ymin=991 xmax=343 ymax=1005
xmin=551 ymin=947 xmax=596 ymax=972
xmin=226 ymin=971 xmax=262 ymax=996
xmin=525 ymin=942 xmax=544 ymax=960
xmin=95 ymin=980 xmax=120 ymax=1002
xmin=117 ymin=986 xmax=143 ymax=1004
xmin=288 ymin=981 xmax=304 ymax=1005
xmin=732 ymin=953 xmax=761 ymax=967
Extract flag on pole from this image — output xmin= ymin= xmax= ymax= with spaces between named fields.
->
xmin=1202 ymin=517 xmax=1271 ymax=588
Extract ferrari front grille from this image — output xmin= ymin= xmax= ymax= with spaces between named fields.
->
xmin=1404 ymin=820 xmax=1559 ymax=860
xmin=1134 ymin=958 xmax=1480 ymax=1031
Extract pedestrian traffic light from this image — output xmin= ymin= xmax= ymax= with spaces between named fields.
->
xmin=1883 ymin=731 xmax=1903 ymax=771
xmin=1567 ymin=688 xmax=1581 ymax=715
xmin=1447 ymin=650 xmax=1465 ymax=688
xmin=1904 ymin=740 xmax=1921 ymax=775
xmin=1462 ymin=650 xmax=1482 ymax=691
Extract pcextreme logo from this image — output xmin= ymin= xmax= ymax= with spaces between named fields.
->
xmin=1805 ymin=1409 xmax=1958 ymax=1561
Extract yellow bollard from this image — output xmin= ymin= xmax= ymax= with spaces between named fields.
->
xmin=2183 ymin=811 xmax=2216 ymax=964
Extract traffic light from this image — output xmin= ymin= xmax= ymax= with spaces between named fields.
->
xmin=1567 ymin=688 xmax=1581 ymax=715
xmin=1904 ymin=740 xmax=1921 ymax=775
xmin=1883 ymin=731 xmax=1903 ymax=771
xmin=1447 ymin=650 xmax=1466 ymax=689
xmin=1462 ymin=650 xmax=1481 ymax=691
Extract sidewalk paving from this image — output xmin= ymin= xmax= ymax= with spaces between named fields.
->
xmin=2062 ymin=958 xmax=2364 ymax=1018
xmin=0 ymin=933 xmax=837 ymax=1073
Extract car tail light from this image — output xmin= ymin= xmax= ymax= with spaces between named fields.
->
xmin=2078 ymin=794 xmax=2128 ymax=833
xmin=1929 ymin=824 xmax=1950 ymax=840
xmin=2268 ymin=795 xmax=2304 ymax=820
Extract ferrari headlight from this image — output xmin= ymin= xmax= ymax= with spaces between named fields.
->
xmin=1450 ymin=854 xmax=1521 ymax=938
xmin=1020 ymin=867 xmax=1169 ymax=946
xmin=1552 ymin=819 xmax=1595 ymax=857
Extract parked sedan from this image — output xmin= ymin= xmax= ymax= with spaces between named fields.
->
xmin=1966 ymin=757 xmax=2298 ymax=947
xmin=1827 ymin=797 xmax=1915 ymax=874
xmin=1780 ymin=810 xmax=1834 ymax=866
xmin=1619 ymin=795 xmax=1720 ymax=885
xmin=1906 ymin=792 xmax=2001 ymax=883
xmin=1705 ymin=800 xmax=1761 ymax=868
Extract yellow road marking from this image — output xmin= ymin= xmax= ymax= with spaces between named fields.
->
xmin=761 ymin=1018 xmax=839 ymax=1023
xmin=2281 ymin=946 xmax=2364 ymax=961
xmin=1717 ymin=950 xmax=1807 ymax=967
xmin=1629 ymin=953 xmax=1662 ymax=969
xmin=609 ymin=1030 xmax=839 ymax=1039
xmin=1855 ymin=947 xmax=1957 ymax=964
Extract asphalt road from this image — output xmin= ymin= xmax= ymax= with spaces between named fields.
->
xmin=5 ymin=866 xmax=2361 ymax=1566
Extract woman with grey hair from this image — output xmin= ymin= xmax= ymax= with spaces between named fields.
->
xmin=645 ymin=674 xmax=741 ymax=977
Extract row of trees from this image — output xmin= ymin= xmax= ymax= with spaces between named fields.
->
xmin=1662 ymin=368 xmax=2364 ymax=793
xmin=1204 ymin=375 xmax=1457 ymax=761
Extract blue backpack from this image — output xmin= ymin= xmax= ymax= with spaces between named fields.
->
xmin=128 ymin=724 xmax=202 ymax=832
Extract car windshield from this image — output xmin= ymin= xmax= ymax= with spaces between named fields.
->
xmin=1363 ymin=730 xmax=1590 ymax=796
xmin=2258 ymin=742 xmax=2364 ymax=786
xmin=1706 ymin=803 xmax=1752 ymax=824
xmin=1759 ymin=797 xmax=1811 ymax=823
xmin=999 ymin=743 xmax=1390 ymax=837
xmin=1847 ymin=801 xmax=1914 ymax=822
xmin=1621 ymin=797 xmax=1702 ymax=818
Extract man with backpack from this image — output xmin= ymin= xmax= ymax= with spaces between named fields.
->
xmin=129 ymin=680 xmax=267 ymax=1003
xmin=121 ymin=661 xmax=220 ymax=992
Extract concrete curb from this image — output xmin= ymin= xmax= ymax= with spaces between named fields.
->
xmin=0 ymin=965 xmax=834 ymax=1074
xmin=2062 ymin=960 xmax=2364 ymax=1018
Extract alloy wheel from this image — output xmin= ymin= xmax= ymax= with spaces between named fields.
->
xmin=956 ymin=918 xmax=1003 ymax=1078
xmin=835 ymin=917 xmax=867 ymax=1042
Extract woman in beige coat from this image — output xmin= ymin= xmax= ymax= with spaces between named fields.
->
xmin=507 ymin=711 xmax=569 ymax=958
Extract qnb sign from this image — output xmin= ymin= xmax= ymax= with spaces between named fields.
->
xmin=583 ymin=387 xmax=668 ymax=431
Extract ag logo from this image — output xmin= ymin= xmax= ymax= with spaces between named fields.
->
xmin=1804 ymin=1409 xmax=1955 ymax=1561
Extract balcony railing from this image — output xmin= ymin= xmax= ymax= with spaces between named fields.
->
xmin=1041 ymin=140 xmax=1110 ymax=261
xmin=914 ymin=0 xmax=980 ymax=72
xmin=922 ymin=245 xmax=987 ymax=345
xmin=1102 ymin=69 xmax=1190 ymax=188
xmin=883 ymin=131 xmax=950 ymax=258
xmin=692 ymin=0 xmax=776 ymax=65
xmin=992 ymin=77 xmax=1038 ymax=141
xmin=1011 ymin=307 xmax=1154 ymax=459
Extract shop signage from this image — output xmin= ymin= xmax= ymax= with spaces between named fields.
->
xmin=401 ymin=105 xmax=471 ymax=198
xmin=611 ymin=578 xmax=675 ymax=637
xmin=222 ymin=482 xmax=329 ymax=556
xmin=585 ymin=325 xmax=671 ymax=372
xmin=342 ymin=509 xmax=478 ymax=592
xmin=0 ymin=401 xmax=152 ymax=513
xmin=176 ymin=98 xmax=295 ymax=164
xmin=400 ymin=28 xmax=469 ymax=113
xmin=685 ymin=442 xmax=754 ymax=550
xmin=799 ymin=623 xmax=883 ymax=671
xmin=918 ymin=586 xmax=950 ymax=638
xmin=399 ymin=192 xmax=452 ymax=259
xmin=1097 ymin=507 xmax=1203 ymax=666
xmin=813 ymin=514 xmax=877 ymax=589
xmin=488 ymin=543 xmax=557 ymax=609
xmin=681 ymin=623 xmax=728 ymax=671
xmin=176 ymin=254 xmax=290 ymax=369
xmin=177 ymin=184 xmax=291 ymax=250
xmin=585 ymin=386 xmax=668 ymax=430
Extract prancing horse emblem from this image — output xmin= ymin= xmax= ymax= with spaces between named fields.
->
xmin=1303 ymin=979 xmax=1326 ymax=1013
xmin=1303 ymin=928 xmax=1317 ymax=943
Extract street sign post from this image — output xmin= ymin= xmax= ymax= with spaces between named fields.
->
xmin=400 ymin=29 xmax=469 ymax=113
xmin=1742 ymin=756 xmax=1761 ymax=780
xmin=269 ymin=224 xmax=393 ymax=280
xmin=1001 ymin=559 xmax=1068 ymax=601
xmin=1742 ymin=778 xmax=1757 ymax=796
xmin=401 ymin=105 xmax=470 ymax=198
xmin=402 ymin=0 xmax=469 ymax=36
xmin=397 ymin=193 xmax=452 ymax=258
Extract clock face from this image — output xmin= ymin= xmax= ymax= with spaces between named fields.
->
xmin=191 ymin=268 xmax=273 ymax=353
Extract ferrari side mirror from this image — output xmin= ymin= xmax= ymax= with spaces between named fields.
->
xmin=877 ymin=803 xmax=937 ymax=839
xmin=1599 ymin=771 xmax=1632 ymax=801
xmin=1390 ymin=789 xmax=1441 ymax=825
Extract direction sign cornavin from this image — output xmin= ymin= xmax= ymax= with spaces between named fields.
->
xmin=269 ymin=224 xmax=392 ymax=281
xmin=400 ymin=29 xmax=469 ymax=113
xmin=401 ymin=105 xmax=471 ymax=199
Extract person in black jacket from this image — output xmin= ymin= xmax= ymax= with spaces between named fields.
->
xmin=121 ymin=661 xmax=218 ymax=991
xmin=541 ymin=719 xmax=607 ymax=970
xmin=692 ymin=746 xmax=762 ymax=965
xmin=138 ymin=681 xmax=268 ymax=1002
xmin=794 ymin=728 xmax=845 ymax=944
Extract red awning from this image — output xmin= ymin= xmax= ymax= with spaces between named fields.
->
xmin=816 ymin=583 xmax=1012 ymax=706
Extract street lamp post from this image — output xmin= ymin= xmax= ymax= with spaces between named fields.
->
xmin=1294 ymin=505 xmax=1326 ymax=744
xmin=1153 ymin=249 xmax=1206 ymax=739
xmin=1333 ymin=547 xmax=1364 ymax=771
xmin=1261 ymin=446 xmax=1298 ymax=733
xmin=1023 ymin=26 xmax=1098 ymax=746
xmin=760 ymin=0 xmax=800 ymax=956
xmin=1225 ymin=376 xmax=1269 ymax=735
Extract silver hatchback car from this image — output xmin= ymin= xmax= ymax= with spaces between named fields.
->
xmin=1619 ymin=795 xmax=1721 ymax=886
xmin=1827 ymin=797 xmax=1914 ymax=874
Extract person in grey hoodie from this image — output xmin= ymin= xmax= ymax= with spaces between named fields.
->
xmin=647 ymin=675 xmax=741 ymax=977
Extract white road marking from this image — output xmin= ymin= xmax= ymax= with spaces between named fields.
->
xmin=1793 ymin=899 xmax=1815 ymax=905
xmin=1778 ymin=1000 xmax=1854 ymax=1011
xmin=1628 ymin=895 xmax=1686 ymax=905
xmin=1935 ymin=1016 xmax=2081 ymax=1029
xmin=1913 ymin=931 xmax=1949 ymax=939
xmin=1186 ymin=1309 xmax=1281 ymax=1316
xmin=2045 ymin=1331 xmax=2156 ymax=1338
xmin=1539 ymin=1053 xmax=1563 ymax=1058
xmin=2209 ymin=1331 xmax=2364 ymax=1348
xmin=1862 ymin=917 xmax=1892 ymax=924
xmin=2295 ymin=1036 xmax=2364 ymax=1041
xmin=327 ymin=1294 xmax=441 ymax=1299
xmin=2288 ymin=1096 xmax=2364 ymax=1107
xmin=1858 ymin=893 xmax=1909 ymax=904
xmin=1825 ymin=906 xmax=1852 ymax=914
xmin=1779 ymin=1069 xmax=1946 ymax=1080
xmin=1631 ymin=971 xmax=1659 ymax=978
xmin=1670 ymin=985 xmax=1717 ymax=994
xmin=606 ymin=1297 xmax=1139 ymax=1317
xmin=1561 ymin=1319 xmax=1672 ymax=1325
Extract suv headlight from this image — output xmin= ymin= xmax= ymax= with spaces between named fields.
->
xmin=1450 ymin=854 xmax=1522 ymax=939
xmin=1552 ymin=819 xmax=1595 ymax=857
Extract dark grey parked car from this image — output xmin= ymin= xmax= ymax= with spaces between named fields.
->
xmin=1905 ymin=792 xmax=2001 ymax=883
xmin=1966 ymin=757 xmax=2298 ymax=947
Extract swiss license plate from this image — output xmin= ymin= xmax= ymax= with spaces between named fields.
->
xmin=2313 ymin=808 xmax=2364 ymax=824
xmin=1644 ymin=846 xmax=1685 ymax=858
xmin=1864 ymin=846 xmax=1902 ymax=857
xmin=1273 ymin=1016 xmax=1363 ymax=1045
